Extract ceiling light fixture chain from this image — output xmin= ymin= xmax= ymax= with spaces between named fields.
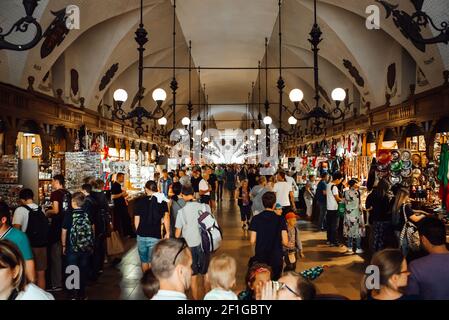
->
xmin=113 ymin=0 xmax=167 ymax=136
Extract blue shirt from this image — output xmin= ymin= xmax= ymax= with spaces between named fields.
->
xmin=316 ymin=180 xmax=327 ymax=204
xmin=159 ymin=177 xmax=173 ymax=197
xmin=0 ymin=227 xmax=33 ymax=260
xmin=407 ymin=253 xmax=449 ymax=300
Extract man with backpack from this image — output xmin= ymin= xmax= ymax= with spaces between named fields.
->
xmin=89 ymin=180 xmax=111 ymax=279
xmin=46 ymin=174 xmax=72 ymax=292
xmin=175 ymin=185 xmax=213 ymax=300
xmin=13 ymin=188 xmax=49 ymax=289
xmin=81 ymin=183 xmax=104 ymax=280
xmin=61 ymin=192 xmax=94 ymax=300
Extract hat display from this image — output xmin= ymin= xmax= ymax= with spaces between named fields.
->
xmin=391 ymin=150 xmax=401 ymax=161
xmin=402 ymin=160 xmax=412 ymax=170
xmin=377 ymin=149 xmax=392 ymax=165
xmin=390 ymin=160 xmax=403 ymax=172
xmin=401 ymin=150 xmax=411 ymax=161
xmin=389 ymin=175 xmax=402 ymax=185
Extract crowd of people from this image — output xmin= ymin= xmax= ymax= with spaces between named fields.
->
xmin=1 ymin=163 xmax=448 ymax=300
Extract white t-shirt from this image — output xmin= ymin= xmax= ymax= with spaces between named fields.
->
xmin=204 ymin=288 xmax=238 ymax=300
xmin=273 ymin=181 xmax=292 ymax=207
xmin=326 ymin=183 xmax=339 ymax=211
xmin=285 ymin=175 xmax=297 ymax=188
xmin=152 ymin=290 xmax=187 ymax=300
xmin=199 ymin=179 xmax=210 ymax=195
xmin=12 ymin=203 xmax=39 ymax=232
xmin=16 ymin=283 xmax=55 ymax=300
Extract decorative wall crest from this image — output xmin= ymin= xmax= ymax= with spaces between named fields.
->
xmin=343 ymin=59 xmax=365 ymax=87
xmin=99 ymin=63 xmax=119 ymax=91
xmin=41 ymin=8 xmax=70 ymax=59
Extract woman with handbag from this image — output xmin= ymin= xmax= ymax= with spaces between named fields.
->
xmin=390 ymin=188 xmax=429 ymax=256
xmin=283 ymin=212 xmax=304 ymax=272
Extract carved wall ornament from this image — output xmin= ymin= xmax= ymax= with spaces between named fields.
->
xmin=70 ymin=69 xmax=79 ymax=96
xmin=343 ymin=59 xmax=365 ymax=87
xmin=41 ymin=8 xmax=70 ymax=59
xmin=38 ymin=71 xmax=52 ymax=93
xmin=99 ymin=63 xmax=119 ymax=91
xmin=386 ymin=63 xmax=398 ymax=99
xmin=417 ymin=68 xmax=429 ymax=87
xmin=424 ymin=57 xmax=435 ymax=65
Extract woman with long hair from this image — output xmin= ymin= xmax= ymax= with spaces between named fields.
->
xmin=390 ymin=188 xmax=428 ymax=255
xmin=237 ymin=179 xmax=252 ymax=231
xmin=361 ymin=249 xmax=418 ymax=300
xmin=365 ymin=179 xmax=394 ymax=252
xmin=0 ymin=240 xmax=54 ymax=300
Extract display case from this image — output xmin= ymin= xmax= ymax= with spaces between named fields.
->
xmin=65 ymin=152 xmax=102 ymax=192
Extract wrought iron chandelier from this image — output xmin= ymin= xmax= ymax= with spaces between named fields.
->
xmin=0 ymin=0 xmax=43 ymax=51
xmin=283 ymin=0 xmax=348 ymax=136
xmin=112 ymin=0 xmax=171 ymax=136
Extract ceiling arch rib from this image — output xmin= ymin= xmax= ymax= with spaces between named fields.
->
xmin=62 ymin=5 xmax=161 ymax=107
xmin=20 ymin=0 xmax=166 ymax=89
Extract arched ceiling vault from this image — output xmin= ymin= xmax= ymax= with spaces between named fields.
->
xmin=0 ymin=0 xmax=447 ymax=131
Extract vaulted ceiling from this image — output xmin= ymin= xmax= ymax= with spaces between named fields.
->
xmin=0 ymin=0 xmax=448 ymax=131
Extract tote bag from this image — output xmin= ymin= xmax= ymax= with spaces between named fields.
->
xmin=107 ymin=231 xmax=125 ymax=256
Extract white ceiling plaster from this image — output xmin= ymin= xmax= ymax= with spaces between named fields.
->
xmin=175 ymin=0 xmax=279 ymax=106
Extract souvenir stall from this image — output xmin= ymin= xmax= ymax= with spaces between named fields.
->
xmin=372 ymin=148 xmax=442 ymax=215
xmin=64 ymin=151 xmax=103 ymax=192
xmin=434 ymin=117 xmax=449 ymax=214
xmin=0 ymin=155 xmax=22 ymax=209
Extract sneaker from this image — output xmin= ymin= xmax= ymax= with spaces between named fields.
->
xmin=330 ymin=243 xmax=340 ymax=247
xmin=345 ymin=248 xmax=354 ymax=254
xmin=326 ymin=241 xmax=331 ymax=245
xmin=355 ymin=249 xmax=364 ymax=254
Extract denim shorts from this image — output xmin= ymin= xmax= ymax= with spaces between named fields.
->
xmin=190 ymin=245 xmax=210 ymax=275
xmin=137 ymin=236 xmax=160 ymax=263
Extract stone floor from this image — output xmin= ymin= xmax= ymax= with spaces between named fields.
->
xmin=78 ymin=193 xmax=368 ymax=300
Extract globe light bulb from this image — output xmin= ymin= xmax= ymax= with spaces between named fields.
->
xmin=113 ymin=89 xmax=128 ymax=102
xmin=158 ymin=117 xmax=167 ymax=126
xmin=255 ymin=129 xmax=262 ymax=136
xmin=181 ymin=117 xmax=191 ymax=126
xmin=203 ymin=137 xmax=210 ymax=143
xmin=152 ymin=88 xmax=167 ymax=102
xmin=195 ymin=129 xmax=202 ymax=136
xmin=331 ymin=88 xmax=346 ymax=102
xmin=289 ymin=89 xmax=304 ymax=103
xmin=263 ymin=116 xmax=272 ymax=125
xmin=288 ymin=116 xmax=298 ymax=125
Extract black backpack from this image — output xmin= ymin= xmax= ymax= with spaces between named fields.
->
xmin=23 ymin=205 xmax=49 ymax=248
xmin=61 ymin=190 xmax=72 ymax=216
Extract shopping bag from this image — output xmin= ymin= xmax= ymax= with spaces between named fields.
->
xmin=107 ymin=231 xmax=125 ymax=256
xmin=337 ymin=202 xmax=346 ymax=218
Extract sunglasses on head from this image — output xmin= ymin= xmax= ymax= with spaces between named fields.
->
xmin=172 ymin=238 xmax=188 ymax=266
xmin=277 ymin=281 xmax=302 ymax=298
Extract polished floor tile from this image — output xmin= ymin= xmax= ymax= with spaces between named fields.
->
xmin=72 ymin=191 xmax=368 ymax=300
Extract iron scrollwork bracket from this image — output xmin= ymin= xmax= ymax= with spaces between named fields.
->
xmin=0 ymin=15 xmax=42 ymax=51
xmin=377 ymin=0 xmax=449 ymax=52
